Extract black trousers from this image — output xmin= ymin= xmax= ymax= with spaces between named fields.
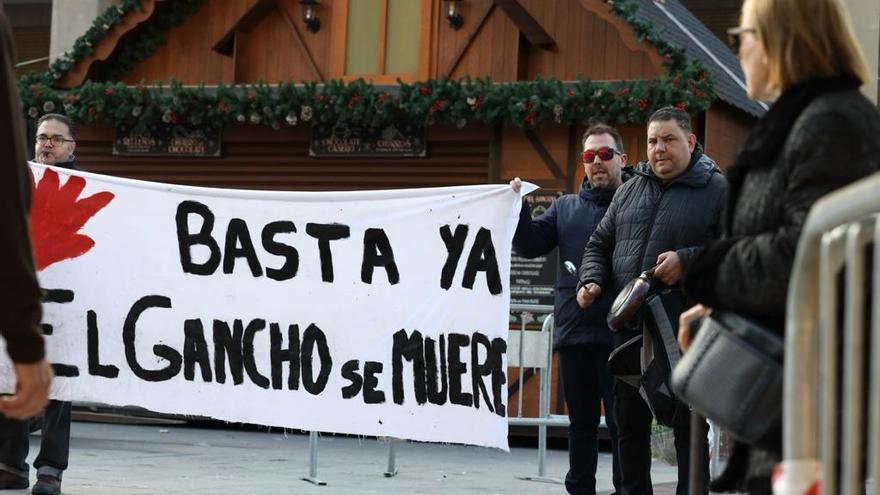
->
xmin=614 ymin=382 xmax=708 ymax=495
xmin=558 ymin=344 xmax=620 ymax=495
xmin=0 ymin=400 xmax=71 ymax=478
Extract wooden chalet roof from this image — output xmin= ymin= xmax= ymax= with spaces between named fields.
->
xmin=48 ymin=0 xmax=760 ymax=117
xmin=631 ymin=0 xmax=766 ymax=117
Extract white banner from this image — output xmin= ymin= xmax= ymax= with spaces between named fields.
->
xmin=0 ymin=163 xmax=537 ymax=450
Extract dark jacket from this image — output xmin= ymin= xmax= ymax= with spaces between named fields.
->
xmin=579 ymin=144 xmax=727 ymax=341
xmin=513 ymin=180 xmax=618 ymax=348
xmin=682 ymin=80 xmax=880 ymax=494
xmin=56 ymin=156 xmax=77 ymax=171
xmin=0 ymin=5 xmax=44 ymax=363
xmin=685 ymin=87 xmax=880 ymax=332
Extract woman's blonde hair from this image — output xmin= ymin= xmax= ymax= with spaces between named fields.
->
xmin=742 ymin=0 xmax=871 ymax=90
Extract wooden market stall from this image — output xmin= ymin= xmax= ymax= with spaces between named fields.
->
xmin=18 ymin=0 xmax=764 ymax=426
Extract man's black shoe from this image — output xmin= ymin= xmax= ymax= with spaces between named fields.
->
xmin=0 ymin=470 xmax=28 ymax=489
xmin=31 ymin=474 xmax=60 ymax=495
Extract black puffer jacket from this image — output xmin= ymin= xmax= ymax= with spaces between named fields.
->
xmin=579 ymin=145 xmax=727 ymax=340
xmin=513 ymin=180 xmax=618 ymax=348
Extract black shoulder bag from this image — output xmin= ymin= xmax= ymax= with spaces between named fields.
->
xmin=670 ymin=310 xmax=783 ymax=446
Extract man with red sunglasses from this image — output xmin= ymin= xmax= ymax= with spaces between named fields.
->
xmin=511 ymin=123 xmax=629 ymax=495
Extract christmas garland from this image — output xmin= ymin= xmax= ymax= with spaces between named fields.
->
xmin=17 ymin=0 xmax=715 ymax=129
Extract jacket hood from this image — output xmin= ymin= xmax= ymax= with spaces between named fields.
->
xmin=634 ymin=143 xmax=720 ymax=188
xmin=579 ymin=177 xmax=615 ymax=205
xmin=579 ymin=182 xmax=615 ymax=206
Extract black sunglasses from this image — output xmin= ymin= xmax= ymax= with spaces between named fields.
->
xmin=726 ymin=27 xmax=756 ymax=55
xmin=582 ymin=147 xmax=620 ymax=163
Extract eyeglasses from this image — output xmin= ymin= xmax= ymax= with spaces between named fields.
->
xmin=582 ymin=147 xmax=620 ymax=163
xmin=36 ymin=134 xmax=75 ymax=146
xmin=726 ymin=27 xmax=756 ymax=55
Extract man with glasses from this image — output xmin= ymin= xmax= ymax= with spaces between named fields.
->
xmin=0 ymin=113 xmax=77 ymax=495
xmin=577 ymin=107 xmax=726 ymax=495
xmin=34 ymin=114 xmax=77 ymax=167
xmin=510 ymin=123 xmax=628 ymax=495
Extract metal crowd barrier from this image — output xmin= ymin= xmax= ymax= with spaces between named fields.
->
xmin=507 ymin=303 xmax=570 ymax=484
xmin=302 ymin=303 xmax=571 ymax=485
xmin=779 ymin=172 xmax=880 ymax=494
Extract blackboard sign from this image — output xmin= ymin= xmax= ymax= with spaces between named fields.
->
xmin=113 ymin=122 xmax=221 ymax=157
xmin=510 ymin=191 xmax=563 ymax=320
xmin=309 ymin=121 xmax=426 ymax=157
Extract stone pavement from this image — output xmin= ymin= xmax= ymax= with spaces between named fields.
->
xmin=4 ymin=418 xmax=685 ymax=495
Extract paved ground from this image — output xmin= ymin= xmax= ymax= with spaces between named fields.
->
xmin=5 ymin=418 xmax=683 ymax=495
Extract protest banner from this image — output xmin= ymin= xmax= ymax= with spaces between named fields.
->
xmin=0 ymin=164 xmax=536 ymax=450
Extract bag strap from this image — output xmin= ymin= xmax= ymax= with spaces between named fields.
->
xmin=638 ymin=323 xmax=653 ymax=411
xmin=646 ymin=295 xmax=682 ymax=369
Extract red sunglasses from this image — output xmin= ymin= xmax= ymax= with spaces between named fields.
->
xmin=582 ymin=147 xmax=620 ymax=163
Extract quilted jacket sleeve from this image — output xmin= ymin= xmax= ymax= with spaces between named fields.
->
xmin=676 ymin=174 xmax=727 ymax=272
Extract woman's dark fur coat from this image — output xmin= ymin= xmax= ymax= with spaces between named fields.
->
xmin=684 ymin=78 xmax=880 ymax=494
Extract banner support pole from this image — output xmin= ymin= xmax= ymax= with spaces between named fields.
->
xmin=301 ymin=431 xmax=327 ymax=486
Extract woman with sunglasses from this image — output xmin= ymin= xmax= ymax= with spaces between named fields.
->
xmin=677 ymin=0 xmax=880 ymax=493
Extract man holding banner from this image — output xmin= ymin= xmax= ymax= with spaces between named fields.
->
xmin=0 ymin=4 xmax=53 ymax=491
xmin=0 ymin=114 xmax=78 ymax=495
xmin=510 ymin=123 xmax=627 ymax=495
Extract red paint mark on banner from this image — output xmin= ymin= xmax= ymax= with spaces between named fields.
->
xmin=29 ymin=167 xmax=115 ymax=271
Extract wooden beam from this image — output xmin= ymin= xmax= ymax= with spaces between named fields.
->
xmin=443 ymin=1 xmax=496 ymax=78
xmin=488 ymin=123 xmax=502 ymax=182
xmin=213 ymin=0 xmax=276 ymax=56
xmin=423 ymin=0 xmax=439 ymax=78
xmin=523 ymin=129 xmax=565 ymax=180
xmin=566 ymin=124 xmax=579 ymax=192
xmin=494 ymin=0 xmax=555 ymax=49
xmin=277 ymin=1 xmax=325 ymax=82
xmin=232 ymin=31 xmax=248 ymax=84
xmin=377 ymin=0 xmax=389 ymax=75
xmin=328 ymin=0 xmax=350 ymax=79
xmin=516 ymin=32 xmax=529 ymax=80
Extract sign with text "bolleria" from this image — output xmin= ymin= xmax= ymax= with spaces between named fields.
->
xmin=0 ymin=164 xmax=537 ymax=450
xmin=113 ymin=122 xmax=221 ymax=157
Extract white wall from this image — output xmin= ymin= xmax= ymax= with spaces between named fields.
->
xmin=845 ymin=0 xmax=880 ymax=103
xmin=49 ymin=0 xmax=119 ymax=62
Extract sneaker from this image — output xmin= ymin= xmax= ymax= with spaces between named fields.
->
xmin=0 ymin=469 xmax=28 ymax=489
xmin=31 ymin=475 xmax=60 ymax=495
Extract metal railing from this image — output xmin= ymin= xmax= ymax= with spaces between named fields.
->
xmin=507 ymin=303 xmax=569 ymax=484
xmin=780 ymin=172 xmax=880 ymax=494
